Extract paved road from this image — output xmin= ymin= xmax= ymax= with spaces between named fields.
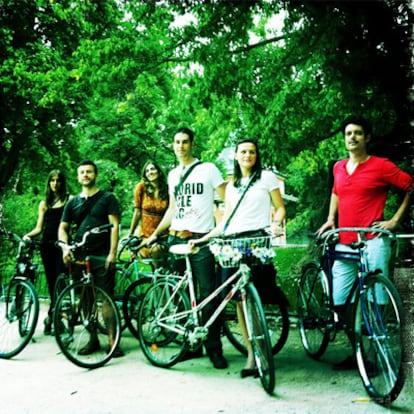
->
xmin=0 ymin=304 xmax=413 ymax=414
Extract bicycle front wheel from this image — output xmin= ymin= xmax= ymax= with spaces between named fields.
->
xmin=0 ymin=278 xmax=39 ymax=358
xmin=53 ymin=282 xmax=121 ymax=369
xmin=138 ymin=279 xmax=190 ymax=368
xmin=297 ymin=263 xmax=331 ymax=359
xmin=224 ymin=300 xmax=289 ymax=355
xmin=123 ymin=277 xmax=153 ymax=339
xmin=354 ymin=273 xmax=405 ymax=405
xmin=242 ymin=283 xmax=275 ymax=395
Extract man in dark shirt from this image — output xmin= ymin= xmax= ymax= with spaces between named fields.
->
xmin=58 ymin=160 xmax=123 ymax=357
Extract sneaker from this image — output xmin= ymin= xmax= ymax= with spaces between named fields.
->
xmin=44 ymin=316 xmax=52 ymax=335
xmin=332 ymin=356 xmax=357 ymax=371
xmin=208 ymin=351 xmax=228 ymax=369
xmin=78 ymin=340 xmax=100 ymax=355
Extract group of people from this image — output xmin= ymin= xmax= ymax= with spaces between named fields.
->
xmin=24 ymin=116 xmax=413 ymax=374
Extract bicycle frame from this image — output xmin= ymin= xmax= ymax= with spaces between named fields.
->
xmin=319 ymin=227 xmax=394 ymax=328
xmin=153 ymin=246 xmax=252 ymax=344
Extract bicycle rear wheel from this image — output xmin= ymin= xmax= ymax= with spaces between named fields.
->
xmin=123 ymin=277 xmax=152 ymax=339
xmin=0 ymin=278 xmax=39 ymax=358
xmin=224 ymin=300 xmax=289 ymax=355
xmin=53 ymin=282 xmax=121 ymax=369
xmin=242 ymin=283 xmax=275 ymax=395
xmin=354 ymin=273 xmax=405 ymax=405
xmin=138 ymin=279 xmax=190 ymax=368
xmin=297 ymin=262 xmax=331 ymax=359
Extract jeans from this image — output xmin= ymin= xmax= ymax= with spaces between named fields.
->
xmin=332 ymin=236 xmax=392 ymax=305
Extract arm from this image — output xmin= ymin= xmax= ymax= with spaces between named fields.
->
xmin=269 ymin=188 xmax=286 ymax=236
xmin=23 ymin=200 xmax=46 ymax=239
xmin=189 ymin=184 xmax=230 ymax=247
xmin=317 ymin=193 xmax=338 ymax=235
xmin=146 ymin=192 xmax=175 ymax=244
xmin=128 ymin=207 xmax=141 ymax=237
xmin=128 ymin=184 xmax=143 ymax=236
xmin=58 ymin=221 xmax=72 ymax=265
xmin=372 ymin=191 xmax=412 ymax=231
xmin=106 ymin=214 xmax=119 ymax=268
xmin=215 ymin=182 xmax=227 ymax=202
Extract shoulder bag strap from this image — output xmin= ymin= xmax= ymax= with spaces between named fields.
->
xmin=75 ymin=190 xmax=105 ymax=228
xmin=174 ymin=161 xmax=202 ymax=198
xmin=223 ymin=172 xmax=257 ymax=233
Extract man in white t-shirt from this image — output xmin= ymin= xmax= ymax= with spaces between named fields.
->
xmin=148 ymin=126 xmax=228 ymax=369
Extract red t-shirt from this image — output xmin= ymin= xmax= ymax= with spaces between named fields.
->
xmin=333 ymin=155 xmax=413 ymax=244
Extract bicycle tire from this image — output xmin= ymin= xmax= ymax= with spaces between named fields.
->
xmin=354 ymin=272 xmax=405 ymax=405
xmin=296 ymin=262 xmax=331 ymax=359
xmin=53 ymin=281 xmax=121 ymax=369
xmin=138 ymin=279 xmax=190 ymax=368
xmin=243 ymin=282 xmax=275 ymax=395
xmin=114 ymin=265 xmax=135 ymax=332
xmin=53 ymin=273 xmax=69 ymax=309
xmin=0 ymin=278 xmax=39 ymax=358
xmin=122 ymin=277 xmax=153 ymax=339
xmin=223 ymin=300 xmax=289 ymax=355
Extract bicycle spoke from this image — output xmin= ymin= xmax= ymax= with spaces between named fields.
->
xmin=297 ymin=263 xmax=331 ymax=359
xmin=54 ymin=283 xmax=121 ymax=369
xmin=244 ymin=284 xmax=275 ymax=395
xmin=0 ymin=279 xmax=39 ymax=358
xmin=355 ymin=274 xmax=405 ymax=404
xmin=138 ymin=280 xmax=189 ymax=368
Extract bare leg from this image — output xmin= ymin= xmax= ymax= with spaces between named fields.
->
xmin=236 ymin=302 xmax=255 ymax=370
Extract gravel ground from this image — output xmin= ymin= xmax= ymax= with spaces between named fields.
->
xmin=0 ymin=303 xmax=413 ymax=414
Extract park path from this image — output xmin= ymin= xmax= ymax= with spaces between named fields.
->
xmin=0 ymin=303 xmax=412 ymax=414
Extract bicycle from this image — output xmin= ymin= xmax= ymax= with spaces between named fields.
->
xmin=137 ymin=235 xmax=276 ymax=395
xmin=296 ymin=227 xmax=405 ymax=405
xmin=115 ymin=236 xmax=166 ymax=333
xmin=0 ymin=231 xmax=41 ymax=358
xmin=53 ymin=223 xmax=121 ymax=369
xmin=222 ymin=270 xmax=290 ymax=356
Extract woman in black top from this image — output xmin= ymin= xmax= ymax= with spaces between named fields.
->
xmin=24 ymin=170 xmax=71 ymax=334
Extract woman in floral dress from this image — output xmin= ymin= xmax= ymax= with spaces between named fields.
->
xmin=128 ymin=160 xmax=169 ymax=259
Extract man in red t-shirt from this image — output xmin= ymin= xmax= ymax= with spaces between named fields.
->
xmin=318 ymin=115 xmax=413 ymax=370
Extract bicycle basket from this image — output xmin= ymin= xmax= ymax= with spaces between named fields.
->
xmin=210 ymin=236 xmax=275 ymax=268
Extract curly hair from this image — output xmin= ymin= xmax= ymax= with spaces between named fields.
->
xmin=141 ymin=160 xmax=168 ymax=200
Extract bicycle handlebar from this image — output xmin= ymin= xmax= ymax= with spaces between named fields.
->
xmin=56 ymin=223 xmax=113 ymax=251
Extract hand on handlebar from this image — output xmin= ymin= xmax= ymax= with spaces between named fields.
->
xmin=269 ymin=221 xmax=284 ymax=237
xmin=61 ymin=244 xmax=75 ymax=265
xmin=187 ymin=238 xmax=203 ymax=250
xmin=316 ymin=221 xmax=335 ymax=237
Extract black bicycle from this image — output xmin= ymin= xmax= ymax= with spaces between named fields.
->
xmin=297 ymin=227 xmax=405 ymax=405
xmin=0 ymin=231 xmax=40 ymax=358
xmin=53 ymin=224 xmax=121 ymax=369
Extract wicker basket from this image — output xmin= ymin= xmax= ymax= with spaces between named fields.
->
xmin=209 ymin=236 xmax=275 ymax=268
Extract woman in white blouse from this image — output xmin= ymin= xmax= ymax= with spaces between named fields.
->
xmin=191 ymin=138 xmax=286 ymax=377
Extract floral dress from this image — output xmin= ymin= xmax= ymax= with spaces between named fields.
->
xmin=133 ymin=182 xmax=168 ymax=237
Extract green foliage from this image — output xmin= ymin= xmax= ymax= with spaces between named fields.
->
xmin=1 ymin=0 xmax=412 ymax=239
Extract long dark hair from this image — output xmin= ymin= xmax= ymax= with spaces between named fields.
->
xmin=233 ymin=138 xmax=262 ymax=188
xmin=45 ymin=170 xmax=67 ymax=207
xmin=141 ymin=160 xmax=168 ymax=200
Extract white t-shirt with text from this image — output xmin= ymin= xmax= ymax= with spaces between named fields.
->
xmin=169 ymin=160 xmax=224 ymax=233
